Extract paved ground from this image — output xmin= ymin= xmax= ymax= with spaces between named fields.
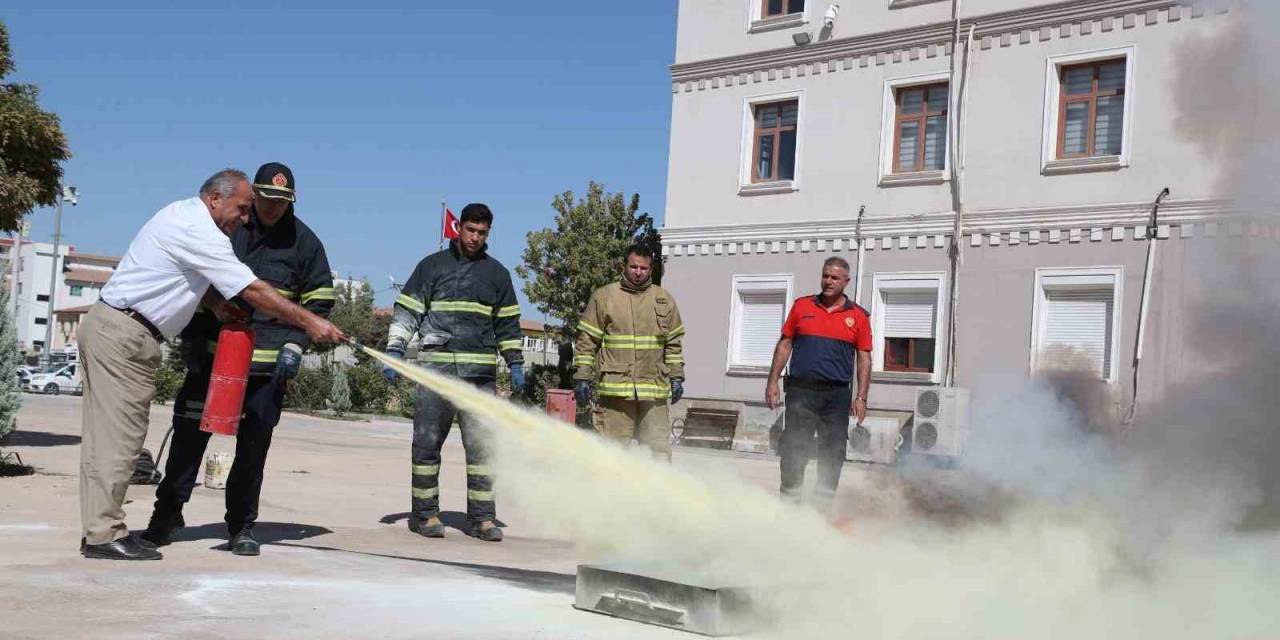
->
xmin=0 ymin=394 xmax=871 ymax=639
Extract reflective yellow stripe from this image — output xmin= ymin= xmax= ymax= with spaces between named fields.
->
xmin=597 ymin=381 xmax=670 ymax=400
xmin=667 ymin=324 xmax=685 ymax=339
xmin=466 ymin=464 xmax=491 ymax=476
xmin=411 ymin=464 xmax=440 ymax=476
xmin=276 ymin=288 xmax=297 ymax=299
xmin=665 ymin=355 xmax=684 ymax=364
xmin=467 ymin=489 xmax=495 ymax=501
xmin=498 ymin=339 xmax=522 ymax=351
xmin=412 ymin=487 xmax=440 ymax=499
xmin=430 ymin=300 xmax=493 ymax=315
xmin=396 ymin=294 xmax=426 ymax=314
xmin=418 ymin=352 xmax=499 ymax=365
xmin=251 ymin=349 xmax=279 ymax=363
xmin=602 ymin=334 xmax=665 ymax=350
xmin=496 ymin=305 xmax=521 ymax=318
xmin=573 ymin=355 xmax=595 ymax=366
xmin=301 ymin=287 xmax=335 ymax=304
xmin=578 ymin=321 xmax=604 ymax=339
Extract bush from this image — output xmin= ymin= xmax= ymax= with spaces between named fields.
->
xmin=329 ymin=366 xmax=352 ymax=416
xmin=152 ymin=341 xmax=187 ymax=405
xmin=285 ymin=365 xmax=332 ymax=411
xmin=346 ymin=361 xmax=392 ymax=414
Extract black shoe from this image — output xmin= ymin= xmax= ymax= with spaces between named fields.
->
xmin=230 ymin=526 xmax=260 ymax=556
xmin=138 ymin=510 xmax=185 ymax=547
xmin=409 ymin=516 xmax=445 ymax=538
xmin=82 ymin=534 xmax=163 ymax=560
xmin=467 ymin=520 xmax=503 ymax=542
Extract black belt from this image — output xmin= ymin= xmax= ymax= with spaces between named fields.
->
xmin=785 ymin=376 xmax=851 ymax=390
xmin=104 ymin=303 xmax=164 ymax=343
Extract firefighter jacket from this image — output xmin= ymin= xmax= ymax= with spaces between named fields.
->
xmin=387 ymin=241 xmax=523 ymax=380
xmin=179 ymin=206 xmax=335 ymax=374
xmin=574 ymin=278 xmax=685 ymax=401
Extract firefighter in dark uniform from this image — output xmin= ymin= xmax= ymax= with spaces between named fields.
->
xmin=382 ymin=203 xmax=524 ymax=542
xmin=141 ymin=163 xmax=336 ymax=556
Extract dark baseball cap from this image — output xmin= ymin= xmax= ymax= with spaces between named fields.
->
xmin=252 ymin=162 xmax=296 ymax=202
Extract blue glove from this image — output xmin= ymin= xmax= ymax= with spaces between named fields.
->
xmin=670 ymin=378 xmax=684 ymax=404
xmin=509 ymin=364 xmax=526 ymax=394
xmin=574 ymin=380 xmax=592 ymax=406
xmin=273 ymin=343 xmax=303 ymax=383
xmin=381 ymin=348 xmax=403 ymax=383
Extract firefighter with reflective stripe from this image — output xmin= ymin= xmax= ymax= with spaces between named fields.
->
xmin=383 ymin=203 xmax=523 ymax=542
xmin=574 ymin=244 xmax=685 ymax=459
xmin=143 ymin=163 xmax=336 ymax=556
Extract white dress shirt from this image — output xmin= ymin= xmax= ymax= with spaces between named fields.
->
xmin=100 ymin=197 xmax=257 ymax=339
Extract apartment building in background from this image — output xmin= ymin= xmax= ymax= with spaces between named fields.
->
xmin=660 ymin=0 xmax=1241 ymax=450
xmin=2 ymin=236 xmax=119 ymax=356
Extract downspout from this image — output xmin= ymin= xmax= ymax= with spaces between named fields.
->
xmin=1124 ymin=187 xmax=1171 ymax=426
xmin=943 ymin=1 xmax=973 ymax=388
xmin=854 ymin=205 xmax=866 ymax=305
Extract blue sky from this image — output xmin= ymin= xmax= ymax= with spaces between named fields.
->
xmin=3 ymin=1 xmax=677 ymax=312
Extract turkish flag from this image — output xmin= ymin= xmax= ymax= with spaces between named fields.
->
xmin=443 ymin=208 xmax=460 ymax=240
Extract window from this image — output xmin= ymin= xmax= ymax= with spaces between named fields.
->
xmin=763 ymin=0 xmax=804 ymax=18
xmin=1057 ymin=61 xmax=1125 ymax=159
xmin=1031 ymin=267 xmax=1123 ymax=381
xmin=36 ymin=294 xmax=49 ymax=302
xmin=752 ymin=101 xmax=798 ymax=183
xmin=870 ymin=272 xmax=946 ymax=381
xmin=1042 ymin=47 xmax=1135 ymax=174
xmin=70 ymin=285 xmax=84 ymax=297
xmin=727 ymin=274 xmax=794 ymax=374
xmin=893 ymin=83 xmax=948 ymax=173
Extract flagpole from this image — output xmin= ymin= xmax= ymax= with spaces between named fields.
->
xmin=439 ymin=199 xmax=446 ymax=251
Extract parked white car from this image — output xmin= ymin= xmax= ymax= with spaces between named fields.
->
xmin=25 ymin=363 xmax=82 ymax=396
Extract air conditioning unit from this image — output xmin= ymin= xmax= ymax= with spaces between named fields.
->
xmin=910 ymin=386 xmax=970 ymax=457
xmin=847 ymin=416 xmax=903 ymax=465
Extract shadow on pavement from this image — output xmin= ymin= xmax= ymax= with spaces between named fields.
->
xmin=4 ymin=430 xmax=81 ymax=447
xmin=162 ymin=521 xmax=333 ymax=548
xmin=276 ymin=540 xmax=576 ymax=595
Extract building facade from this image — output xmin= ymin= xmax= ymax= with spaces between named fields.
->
xmin=3 ymin=237 xmax=118 ymax=356
xmin=661 ymin=0 xmax=1239 ymax=449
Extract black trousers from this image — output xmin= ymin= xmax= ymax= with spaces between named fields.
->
xmin=779 ymin=379 xmax=852 ymax=506
xmin=411 ymin=379 xmax=496 ymax=526
xmin=153 ymin=371 xmax=286 ymax=535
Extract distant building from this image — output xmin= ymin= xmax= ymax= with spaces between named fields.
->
xmin=519 ymin=318 xmax=560 ymax=368
xmin=3 ymin=236 xmax=119 ymax=356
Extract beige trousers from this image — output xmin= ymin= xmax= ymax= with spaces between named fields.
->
xmin=592 ymin=397 xmax=672 ymax=458
xmin=79 ymin=303 xmax=162 ymax=545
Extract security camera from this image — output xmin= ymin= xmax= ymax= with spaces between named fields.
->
xmin=823 ymin=4 xmax=840 ymax=28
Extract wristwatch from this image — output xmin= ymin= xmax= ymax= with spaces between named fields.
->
xmin=854 ymin=396 xmax=867 ymax=402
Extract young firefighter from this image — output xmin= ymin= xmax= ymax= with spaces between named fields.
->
xmin=142 ymin=163 xmax=336 ymax=556
xmin=381 ymin=203 xmax=524 ymax=542
xmin=573 ymin=244 xmax=685 ymax=459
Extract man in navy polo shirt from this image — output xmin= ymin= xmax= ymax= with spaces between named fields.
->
xmin=765 ymin=256 xmax=872 ymax=508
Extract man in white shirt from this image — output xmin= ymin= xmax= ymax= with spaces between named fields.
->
xmin=78 ymin=168 xmax=344 ymax=561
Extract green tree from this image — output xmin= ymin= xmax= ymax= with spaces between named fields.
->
xmin=516 ymin=182 xmax=662 ymax=343
xmin=0 ymin=21 xmax=72 ymax=233
xmin=328 ymin=280 xmax=390 ymax=352
xmin=0 ymin=286 xmax=23 ymax=442
xmin=328 ymin=364 xmax=351 ymax=417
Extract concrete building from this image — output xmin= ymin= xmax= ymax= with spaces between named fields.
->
xmin=2 ymin=237 xmax=118 ymax=356
xmin=519 ymin=318 xmax=560 ymax=368
xmin=660 ymin=1 xmax=1238 ymax=450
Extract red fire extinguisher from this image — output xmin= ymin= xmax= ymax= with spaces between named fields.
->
xmin=200 ymin=324 xmax=255 ymax=436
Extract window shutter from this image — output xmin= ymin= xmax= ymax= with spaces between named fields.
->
xmin=883 ymin=290 xmax=936 ymax=339
xmin=1040 ymin=288 xmax=1113 ymax=376
xmin=738 ymin=291 xmax=786 ymax=365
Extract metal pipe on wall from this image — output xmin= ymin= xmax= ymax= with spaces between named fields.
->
xmin=1124 ymin=187 xmax=1171 ymax=425
xmin=854 ymin=205 xmax=866 ymax=305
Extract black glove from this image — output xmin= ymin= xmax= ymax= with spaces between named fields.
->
xmin=381 ymin=348 xmax=403 ymax=383
xmin=670 ymin=378 xmax=684 ymax=404
xmin=273 ymin=343 xmax=303 ymax=383
xmin=574 ymin=380 xmax=593 ymax=406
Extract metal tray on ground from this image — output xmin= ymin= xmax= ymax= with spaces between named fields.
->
xmin=574 ymin=563 xmax=761 ymax=636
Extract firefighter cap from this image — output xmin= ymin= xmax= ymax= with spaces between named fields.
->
xmin=252 ymin=162 xmax=296 ymax=202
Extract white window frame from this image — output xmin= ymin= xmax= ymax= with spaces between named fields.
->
xmin=1030 ymin=266 xmax=1124 ymax=382
xmin=888 ymin=0 xmax=947 ymax=9
xmin=746 ymin=0 xmax=809 ymax=33
xmin=726 ymin=273 xmax=795 ymax=376
xmin=869 ymin=271 xmax=947 ymax=383
xmin=738 ymin=90 xmax=804 ymax=196
xmin=1040 ymin=46 xmax=1136 ymax=176
xmin=878 ymin=72 xmax=952 ymax=187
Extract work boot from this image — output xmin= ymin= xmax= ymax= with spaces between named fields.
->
xmin=230 ymin=525 xmax=260 ymax=556
xmin=467 ymin=520 xmax=503 ymax=542
xmin=138 ymin=510 xmax=185 ymax=547
xmin=409 ymin=516 xmax=445 ymax=538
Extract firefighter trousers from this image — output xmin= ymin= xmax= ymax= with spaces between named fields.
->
xmin=153 ymin=371 xmax=286 ymax=536
xmin=411 ymin=379 xmax=496 ymax=526
xmin=592 ymin=396 xmax=672 ymax=459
